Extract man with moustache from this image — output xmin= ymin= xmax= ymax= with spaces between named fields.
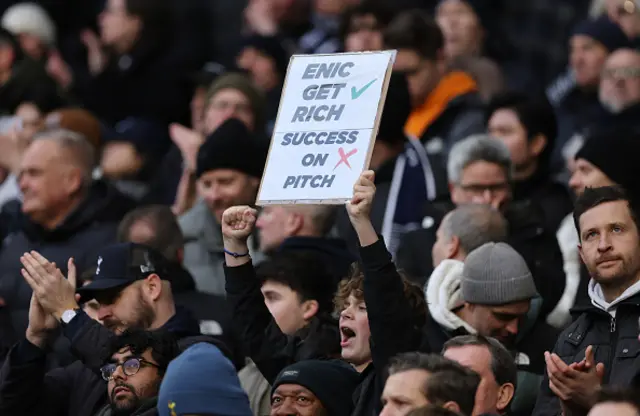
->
xmin=0 ymin=243 xmax=228 ymax=415
xmin=533 ymin=186 xmax=640 ymax=415
xmin=96 ymin=329 xmax=180 ymax=415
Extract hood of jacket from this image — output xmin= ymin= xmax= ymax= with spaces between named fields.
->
xmin=279 ymin=236 xmax=356 ymax=281
xmin=162 ymin=305 xmax=202 ymax=338
xmin=279 ymin=236 xmax=354 ymax=261
xmin=588 ymin=278 xmax=640 ymax=316
xmin=165 ymin=261 xmax=196 ymax=293
xmin=20 ymin=179 xmax=133 ymax=242
xmin=292 ymin=312 xmax=341 ymax=361
xmin=425 ymin=259 xmax=476 ymax=334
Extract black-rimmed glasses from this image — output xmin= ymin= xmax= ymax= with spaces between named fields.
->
xmin=100 ymin=357 xmax=160 ymax=381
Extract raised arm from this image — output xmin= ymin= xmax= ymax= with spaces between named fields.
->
xmin=222 ymin=206 xmax=295 ymax=383
xmin=346 ymin=171 xmax=424 ymax=370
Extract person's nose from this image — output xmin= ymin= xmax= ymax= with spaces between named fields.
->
xmin=203 ymin=183 xmax=221 ymax=203
xmin=505 ymin=318 xmax=519 ymax=335
xmin=111 ymin=364 xmax=126 ymax=381
xmin=379 ymin=404 xmax=393 ymax=416
xmin=598 ymin=233 xmax=613 ymax=252
xmin=97 ymin=304 xmax=113 ymax=321
xmin=340 ymin=305 xmax=354 ymax=320
xmin=568 ymin=172 xmax=580 ymax=192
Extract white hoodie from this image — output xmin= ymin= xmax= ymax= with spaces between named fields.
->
xmin=425 ymin=259 xmax=476 ymax=334
xmin=588 ymin=278 xmax=640 ymax=317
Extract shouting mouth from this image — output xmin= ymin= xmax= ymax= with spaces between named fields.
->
xmin=340 ymin=326 xmax=356 ymax=347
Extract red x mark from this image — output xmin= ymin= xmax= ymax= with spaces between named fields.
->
xmin=334 ymin=147 xmax=358 ymax=170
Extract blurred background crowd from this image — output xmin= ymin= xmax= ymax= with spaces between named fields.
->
xmin=0 ymin=0 xmax=639 ymax=415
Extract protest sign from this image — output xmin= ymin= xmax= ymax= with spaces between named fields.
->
xmin=256 ymin=50 xmax=396 ymax=205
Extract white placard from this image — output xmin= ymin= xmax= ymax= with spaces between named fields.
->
xmin=256 ymin=50 xmax=396 ymax=205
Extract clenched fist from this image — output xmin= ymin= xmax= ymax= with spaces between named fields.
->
xmin=346 ymin=170 xmax=376 ymax=225
xmin=221 ymin=205 xmax=257 ymax=244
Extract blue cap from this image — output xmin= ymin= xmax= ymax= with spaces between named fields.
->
xmin=157 ymin=343 xmax=252 ymax=416
xmin=76 ymin=242 xmax=170 ymax=303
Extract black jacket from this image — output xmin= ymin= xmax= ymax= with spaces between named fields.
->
xmin=396 ymin=200 xmax=566 ymax=319
xmin=75 ymin=37 xmax=192 ymax=126
xmin=532 ymin=293 xmax=640 ymax=416
xmin=224 ymin=261 xmax=341 ymax=384
xmin=351 ymin=239 xmax=424 ymax=416
xmin=0 ymin=181 xmax=132 ymax=344
xmin=0 ymin=306 xmax=220 ymax=416
xmin=512 ymin=169 xmax=572 ymax=234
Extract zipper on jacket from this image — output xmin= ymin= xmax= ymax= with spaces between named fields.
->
xmin=606 ymin=315 xmax=618 ymax=384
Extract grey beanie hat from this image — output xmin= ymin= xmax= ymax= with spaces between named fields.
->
xmin=461 ymin=242 xmax=538 ymax=305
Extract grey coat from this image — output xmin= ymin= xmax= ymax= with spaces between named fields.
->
xmin=179 ymin=201 xmax=263 ymax=295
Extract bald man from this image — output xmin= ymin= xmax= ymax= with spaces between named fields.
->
xmin=0 ymin=128 xmax=122 ymax=347
xmin=599 ymin=48 xmax=640 ymax=115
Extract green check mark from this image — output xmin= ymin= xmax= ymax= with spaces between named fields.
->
xmin=351 ymin=78 xmax=377 ymax=99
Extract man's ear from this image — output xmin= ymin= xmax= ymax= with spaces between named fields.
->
xmin=144 ymin=274 xmax=163 ymax=301
xmin=529 ymin=133 xmax=547 ymax=158
xmin=302 ymin=299 xmax=319 ymax=321
xmin=176 ymin=247 xmax=184 ymax=264
xmin=496 ymin=382 xmax=515 ymax=412
xmin=285 ymin=212 xmax=304 ymax=236
xmin=442 ymin=401 xmax=461 ymax=413
xmin=447 ymin=235 xmax=461 ymax=259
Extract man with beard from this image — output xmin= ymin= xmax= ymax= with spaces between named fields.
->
xmin=97 ymin=329 xmax=179 ymax=416
xmin=0 ymin=242 xmax=227 ymax=415
xmin=533 ymin=186 xmax=640 ymax=416
xmin=179 ymin=117 xmax=268 ymax=295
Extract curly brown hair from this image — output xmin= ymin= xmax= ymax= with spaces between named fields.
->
xmin=333 ymin=262 xmax=428 ymax=328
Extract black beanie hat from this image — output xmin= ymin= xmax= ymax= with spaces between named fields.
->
xmin=377 ymin=72 xmax=412 ymax=144
xmin=195 ymin=118 xmax=267 ymax=179
xmin=575 ymin=128 xmax=640 ymax=197
xmin=272 ymin=360 xmax=360 ymax=416
xmin=572 ymin=16 xmax=631 ymax=52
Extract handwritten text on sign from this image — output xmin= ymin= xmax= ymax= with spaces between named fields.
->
xmin=257 ymin=51 xmax=395 ymax=204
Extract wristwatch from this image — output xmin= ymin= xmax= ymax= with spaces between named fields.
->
xmin=60 ymin=308 xmax=80 ymax=325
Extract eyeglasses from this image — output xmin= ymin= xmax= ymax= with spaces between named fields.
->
xmin=458 ymin=182 xmax=509 ymax=194
xmin=100 ymin=357 xmax=160 ymax=381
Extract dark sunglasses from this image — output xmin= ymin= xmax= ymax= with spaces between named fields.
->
xmin=100 ymin=357 xmax=160 ymax=381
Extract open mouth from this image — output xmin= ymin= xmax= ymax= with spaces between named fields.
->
xmin=340 ymin=326 xmax=356 ymax=346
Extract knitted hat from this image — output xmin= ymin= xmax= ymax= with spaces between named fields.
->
xmin=575 ymin=128 xmax=640 ymax=197
xmin=157 ymin=343 xmax=252 ymax=416
xmin=572 ymin=16 xmax=631 ymax=52
xmin=195 ymin=118 xmax=267 ymax=179
xmin=240 ymin=34 xmax=290 ymax=76
xmin=462 ymin=242 xmax=538 ymax=305
xmin=377 ymin=72 xmax=412 ymax=145
xmin=272 ymin=360 xmax=360 ymax=416
xmin=206 ymin=72 xmax=266 ymax=132
xmin=1 ymin=2 xmax=56 ymax=46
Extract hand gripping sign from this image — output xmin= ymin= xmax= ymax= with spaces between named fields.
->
xmin=256 ymin=50 xmax=396 ymax=205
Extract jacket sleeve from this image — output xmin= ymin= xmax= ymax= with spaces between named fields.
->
xmin=62 ymin=310 xmax=116 ymax=373
xmin=360 ymin=238 xmax=424 ymax=410
xmin=225 ymin=262 xmax=294 ymax=384
xmin=0 ymin=339 xmax=70 ymax=416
